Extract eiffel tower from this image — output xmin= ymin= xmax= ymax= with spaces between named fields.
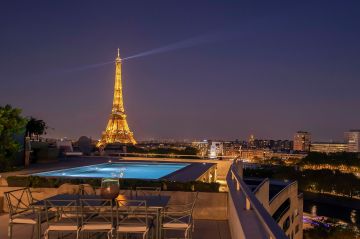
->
xmin=97 ymin=49 xmax=136 ymax=147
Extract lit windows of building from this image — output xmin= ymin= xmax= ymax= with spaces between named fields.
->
xmin=249 ymin=134 xmax=255 ymax=148
xmin=293 ymin=131 xmax=311 ymax=152
xmin=345 ymin=129 xmax=360 ymax=152
xmin=192 ymin=140 xmax=224 ymax=158
xmin=310 ymin=142 xmax=348 ymax=153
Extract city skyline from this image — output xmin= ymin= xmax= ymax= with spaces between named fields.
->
xmin=1 ymin=1 xmax=360 ymax=141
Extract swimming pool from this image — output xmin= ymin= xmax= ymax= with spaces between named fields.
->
xmin=33 ymin=162 xmax=190 ymax=179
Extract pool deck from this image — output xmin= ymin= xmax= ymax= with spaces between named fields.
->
xmin=163 ymin=161 xmax=215 ymax=182
xmin=0 ymin=156 xmax=216 ymax=183
xmin=0 ymin=213 xmax=231 ymax=239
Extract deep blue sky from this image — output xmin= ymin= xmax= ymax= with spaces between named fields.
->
xmin=1 ymin=1 xmax=359 ymax=141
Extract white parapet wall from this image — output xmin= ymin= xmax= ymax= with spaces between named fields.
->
xmin=227 ymin=161 xmax=289 ymax=239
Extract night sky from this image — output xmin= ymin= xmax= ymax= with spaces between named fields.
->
xmin=1 ymin=1 xmax=360 ymax=141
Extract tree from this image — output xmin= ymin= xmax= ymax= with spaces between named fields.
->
xmin=0 ymin=105 xmax=27 ymax=171
xmin=25 ymin=117 xmax=47 ymax=137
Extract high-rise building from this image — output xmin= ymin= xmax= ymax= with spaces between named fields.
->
xmin=249 ymin=134 xmax=255 ymax=148
xmin=97 ymin=49 xmax=136 ymax=147
xmin=293 ymin=131 xmax=311 ymax=151
xmin=345 ymin=130 xmax=360 ymax=152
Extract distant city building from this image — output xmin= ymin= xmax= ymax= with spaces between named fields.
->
xmin=247 ymin=139 xmax=293 ymax=152
xmin=310 ymin=142 xmax=348 ymax=153
xmin=249 ymin=134 xmax=255 ymax=148
xmin=223 ymin=141 xmax=242 ymax=157
xmin=136 ymin=141 xmax=190 ymax=151
xmin=242 ymin=135 xmax=294 ymax=152
xmin=345 ymin=129 xmax=360 ymax=152
xmin=273 ymin=140 xmax=293 ymax=152
xmin=193 ymin=138 xmax=299 ymax=160
xmin=191 ymin=140 xmax=209 ymax=157
xmin=240 ymin=149 xmax=273 ymax=160
xmin=239 ymin=149 xmax=306 ymax=161
xmin=192 ymin=140 xmax=224 ymax=158
xmin=293 ymin=131 xmax=311 ymax=152
xmin=209 ymin=141 xmax=224 ymax=159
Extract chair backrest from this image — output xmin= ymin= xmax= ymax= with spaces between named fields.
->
xmin=163 ymin=192 xmax=199 ymax=225
xmin=116 ymin=200 xmax=148 ymax=226
xmin=135 ymin=187 xmax=161 ymax=197
xmin=45 ymin=199 xmax=80 ymax=226
xmin=80 ymin=198 xmax=113 ymax=225
xmin=186 ymin=191 xmax=199 ymax=223
xmin=190 ymin=192 xmax=199 ymax=212
xmin=4 ymin=188 xmax=34 ymax=217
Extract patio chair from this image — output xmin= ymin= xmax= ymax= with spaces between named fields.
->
xmin=79 ymin=198 xmax=114 ymax=239
xmin=116 ymin=199 xmax=150 ymax=239
xmin=135 ymin=187 xmax=161 ymax=197
xmin=44 ymin=199 xmax=81 ymax=239
xmin=4 ymin=187 xmax=51 ymax=239
xmin=161 ymin=192 xmax=198 ymax=239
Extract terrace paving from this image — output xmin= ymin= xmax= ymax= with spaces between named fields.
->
xmin=0 ymin=213 xmax=231 ymax=239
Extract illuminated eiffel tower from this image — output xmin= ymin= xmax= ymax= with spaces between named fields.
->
xmin=97 ymin=49 xmax=136 ymax=147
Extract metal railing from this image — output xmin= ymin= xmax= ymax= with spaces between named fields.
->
xmin=227 ymin=161 xmax=288 ymax=239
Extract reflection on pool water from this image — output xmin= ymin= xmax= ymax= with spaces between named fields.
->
xmin=33 ymin=162 xmax=190 ymax=179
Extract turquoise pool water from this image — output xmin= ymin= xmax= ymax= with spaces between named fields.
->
xmin=33 ymin=162 xmax=189 ymax=179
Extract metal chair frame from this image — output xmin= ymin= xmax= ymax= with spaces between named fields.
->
xmin=44 ymin=199 xmax=81 ymax=239
xmin=4 ymin=187 xmax=44 ymax=239
xmin=79 ymin=198 xmax=114 ymax=239
xmin=116 ymin=199 xmax=150 ymax=239
xmin=162 ymin=192 xmax=198 ymax=239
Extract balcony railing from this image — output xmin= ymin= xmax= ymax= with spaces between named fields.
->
xmin=227 ymin=161 xmax=288 ymax=239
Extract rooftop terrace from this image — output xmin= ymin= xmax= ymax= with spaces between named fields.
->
xmin=0 ymin=158 xmax=301 ymax=239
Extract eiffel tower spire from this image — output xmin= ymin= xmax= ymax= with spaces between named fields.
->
xmin=112 ymin=48 xmax=124 ymax=114
xmin=98 ymin=49 xmax=136 ymax=147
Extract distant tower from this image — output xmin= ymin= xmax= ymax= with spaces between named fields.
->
xmin=97 ymin=49 xmax=136 ymax=147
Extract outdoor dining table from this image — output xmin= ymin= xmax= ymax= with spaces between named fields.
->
xmin=32 ymin=193 xmax=171 ymax=239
